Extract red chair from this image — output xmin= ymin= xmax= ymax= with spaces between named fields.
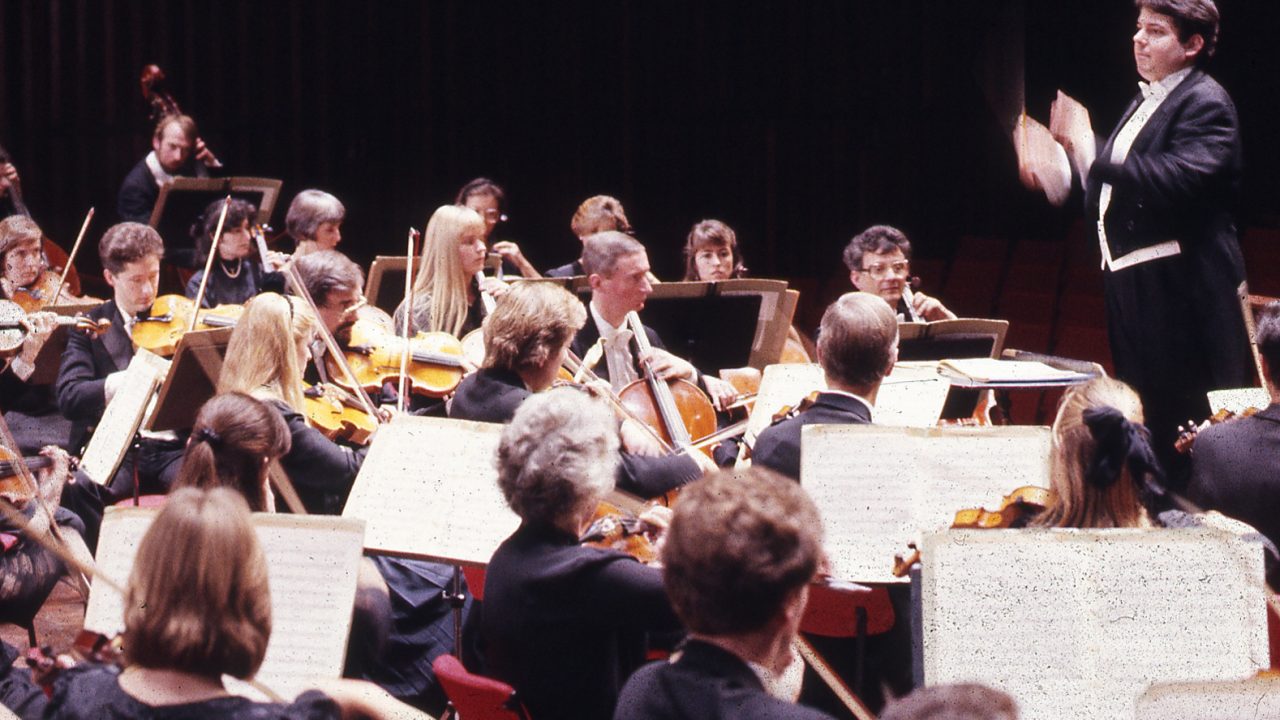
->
xmin=111 ymin=494 xmax=168 ymax=508
xmin=801 ymin=582 xmax=896 ymax=698
xmin=433 ymin=654 xmax=529 ymax=720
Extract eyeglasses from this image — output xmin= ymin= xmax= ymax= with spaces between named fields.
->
xmin=479 ymin=208 xmax=508 ymax=223
xmin=860 ymin=261 xmax=910 ymax=278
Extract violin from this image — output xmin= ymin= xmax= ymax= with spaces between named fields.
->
xmin=1175 ymin=406 xmax=1262 ymax=455
xmin=304 ymin=382 xmax=378 ymax=445
xmin=891 ymin=485 xmax=1055 ymax=577
xmin=0 ymin=445 xmax=60 ymax=503
xmin=579 ymin=491 xmax=668 ymax=565
xmin=617 ymin=311 xmax=718 ymax=456
xmin=328 ymin=318 xmax=467 ymax=399
xmin=0 ymin=299 xmax=110 ymax=357
xmin=26 ymin=630 xmax=125 ymax=698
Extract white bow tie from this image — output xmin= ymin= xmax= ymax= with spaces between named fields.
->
xmin=1138 ymin=80 xmax=1168 ymax=102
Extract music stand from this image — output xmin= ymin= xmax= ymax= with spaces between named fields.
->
xmin=897 ymin=318 xmax=1009 ymax=420
xmin=149 ymin=176 xmax=283 ymax=269
xmin=146 ymin=328 xmax=233 ymax=432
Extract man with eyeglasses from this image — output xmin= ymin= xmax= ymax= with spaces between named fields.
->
xmin=843 ymin=224 xmax=955 ymax=322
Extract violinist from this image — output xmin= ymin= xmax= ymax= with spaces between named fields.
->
xmin=616 ymin=467 xmax=834 ymax=720
xmin=1187 ymin=301 xmax=1280 ymax=571
xmin=570 ymin=231 xmax=737 ymax=408
xmin=0 ymin=217 xmax=68 ymax=399
xmin=286 ymin=189 xmax=345 ymax=258
xmin=117 ymin=114 xmax=221 ymax=224
xmin=217 ymin=292 xmax=364 ymax=516
xmin=544 ymin=194 xmax=633 ymax=278
xmin=479 ymin=387 xmax=681 ymax=720
xmin=394 ymin=204 xmax=505 ymax=337
xmin=0 ymin=216 xmax=88 ymax=309
xmin=456 ymin=177 xmax=539 ymax=278
xmin=184 ymin=197 xmax=281 ymax=307
xmin=753 ymin=292 xmax=898 ymax=481
xmin=55 ymin=222 xmax=181 ymax=495
xmin=41 ymin=487 xmax=433 ymax=720
xmin=449 ymin=281 xmax=705 ymax=498
xmin=843 ymin=225 xmax=955 ymax=322
xmin=291 ymin=249 xmax=367 ymax=376
xmin=0 ymin=154 xmax=19 ymax=219
xmin=879 ymin=684 xmax=1019 ymax=720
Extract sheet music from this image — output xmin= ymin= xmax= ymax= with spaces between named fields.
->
xmin=343 ymin=416 xmax=519 ymax=565
xmin=79 ymin=350 xmax=170 ymax=485
xmin=84 ymin=507 xmax=365 ymax=700
xmin=1207 ymin=387 xmax=1269 ymax=416
xmin=800 ymin=424 xmax=1050 ymax=583
xmin=746 ymin=363 xmax=826 ymax=443
xmin=921 ymin=528 xmax=1268 ymax=720
xmin=876 ymin=361 xmax=951 ymax=427
xmin=1137 ymin=676 xmax=1280 ymax=718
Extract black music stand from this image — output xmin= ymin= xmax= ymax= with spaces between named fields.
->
xmin=149 ymin=176 xmax=283 ymax=269
xmin=146 ymin=328 xmax=232 ymax=432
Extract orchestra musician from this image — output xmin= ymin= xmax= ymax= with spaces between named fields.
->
xmin=1187 ymin=301 xmax=1280 ymax=579
xmin=286 ymin=189 xmax=346 ymax=258
xmin=0 ymin=217 xmax=70 ymax=395
xmin=456 ymin=177 xmax=539 ymax=278
xmin=843 ymin=225 xmax=955 ymax=322
xmin=615 ymin=467 xmax=834 ymax=720
xmin=682 ymin=218 xmax=747 ymax=282
xmin=449 ymin=281 xmax=706 ymax=497
xmin=545 ymin=194 xmax=633 ymax=278
xmin=1048 ymin=0 xmax=1251 ymax=482
xmin=55 ymin=222 xmax=183 ymax=495
xmin=569 ymin=231 xmax=738 ymax=408
xmin=215 ymin=294 xmax=462 ymax=713
xmin=41 ymin=487 xmax=432 ymax=720
xmin=878 ymin=684 xmax=1019 ymax=720
xmin=395 ymin=204 xmax=506 ymax=337
xmin=184 ymin=198 xmax=282 ymax=307
xmin=117 ymin=114 xmax=221 ymax=224
xmin=479 ymin=387 xmax=682 ymax=720
xmin=0 ymin=155 xmax=19 ymax=220
xmin=216 ymin=292 xmax=364 ymax=516
xmin=290 ymin=250 xmax=369 ymax=383
xmin=753 ymin=292 xmax=898 ymax=481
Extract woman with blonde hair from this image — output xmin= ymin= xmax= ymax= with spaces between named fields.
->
xmin=217 ymin=292 xmax=363 ymax=515
xmin=395 ymin=204 xmax=502 ymax=338
xmin=43 ymin=487 xmax=431 ymax=719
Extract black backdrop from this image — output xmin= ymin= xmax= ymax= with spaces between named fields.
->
xmin=3 ymin=1 xmax=1278 ymax=327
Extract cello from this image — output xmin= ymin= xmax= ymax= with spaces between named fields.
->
xmin=617 ymin=311 xmax=717 ymax=455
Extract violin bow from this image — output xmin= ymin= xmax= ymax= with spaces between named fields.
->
xmin=188 ymin=194 xmax=232 ymax=329
xmin=283 ymin=263 xmax=382 ymax=421
xmin=50 ymin=207 xmax=94 ymax=306
xmin=397 ymin=228 xmax=419 ymax=413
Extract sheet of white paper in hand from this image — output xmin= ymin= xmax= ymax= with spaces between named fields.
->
xmin=1137 ymin=676 xmax=1280 ymax=719
xmin=746 ymin=363 xmax=826 ymax=443
xmin=1206 ymin=387 xmax=1270 ymax=416
xmin=343 ymin=415 xmax=518 ymax=565
xmin=84 ymin=506 xmax=365 ymax=700
xmin=876 ymin=360 xmax=951 ymax=427
xmin=799 ymin=424 xmax=1050 ymax=583
xmin=921 ymin=528 xmax=1268 ymax=720
xmin=78 ymin=349 xmax=170 ymax=484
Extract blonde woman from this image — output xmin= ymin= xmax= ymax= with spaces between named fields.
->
xmin=394 ymin=204 xmax=505 ymax=338
xmin=217 ymin=292 xmax=364 ymax=515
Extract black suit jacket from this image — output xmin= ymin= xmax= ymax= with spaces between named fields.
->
xmin=55 ymin=300 xmax=134 ymax=452
xmin=1187 ymin=402 xmax=1280 ymax=583
xmin=481 ymin=522 xmax=680 ymax=720
xmin=615 ymin=640 xmax=836 ymax=720
xmin=449 ymin=368 xmax=701 ymax=498
xmin=1083 ymin=69 xmax=1251 ymax=393
xmin=544 ymin=259 xmax=584 ymax=278
xmin=751 ymin=392 xmax=872 ymax=481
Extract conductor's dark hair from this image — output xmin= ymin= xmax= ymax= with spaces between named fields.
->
xmin=1256 ymin=301 xmax=1280 ymax=381
xmin=1136 ymin=0 xmax=1219 ymax=61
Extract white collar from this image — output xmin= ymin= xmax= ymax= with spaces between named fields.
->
xmin=144 ymin=151 xmax=174 ymax=187
xmin=820 ymin=388 xmax=875 ymax=421
xmin=1138 ymin=66 xmax=1193 ymax=101
xmin=589 ymin=300 xmax=629 ymax=341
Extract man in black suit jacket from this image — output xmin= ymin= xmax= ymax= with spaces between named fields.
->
xmin=1187 ymin=301 xmax=1280 ymax=585
xmin=56 ymin=223 xmax=183 ymax=496
xmin=117 ymin=114 xmax=220 ymax=224
xmin=753 ymin=292 xmax=898 ymax=481
xmin=616 ymin=467 xmax=835 ymax=720
xmin=1051 ymin=0 xmax=1251 ymax=480
xmin=569 ymin=230 xmax=737 ymax=407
